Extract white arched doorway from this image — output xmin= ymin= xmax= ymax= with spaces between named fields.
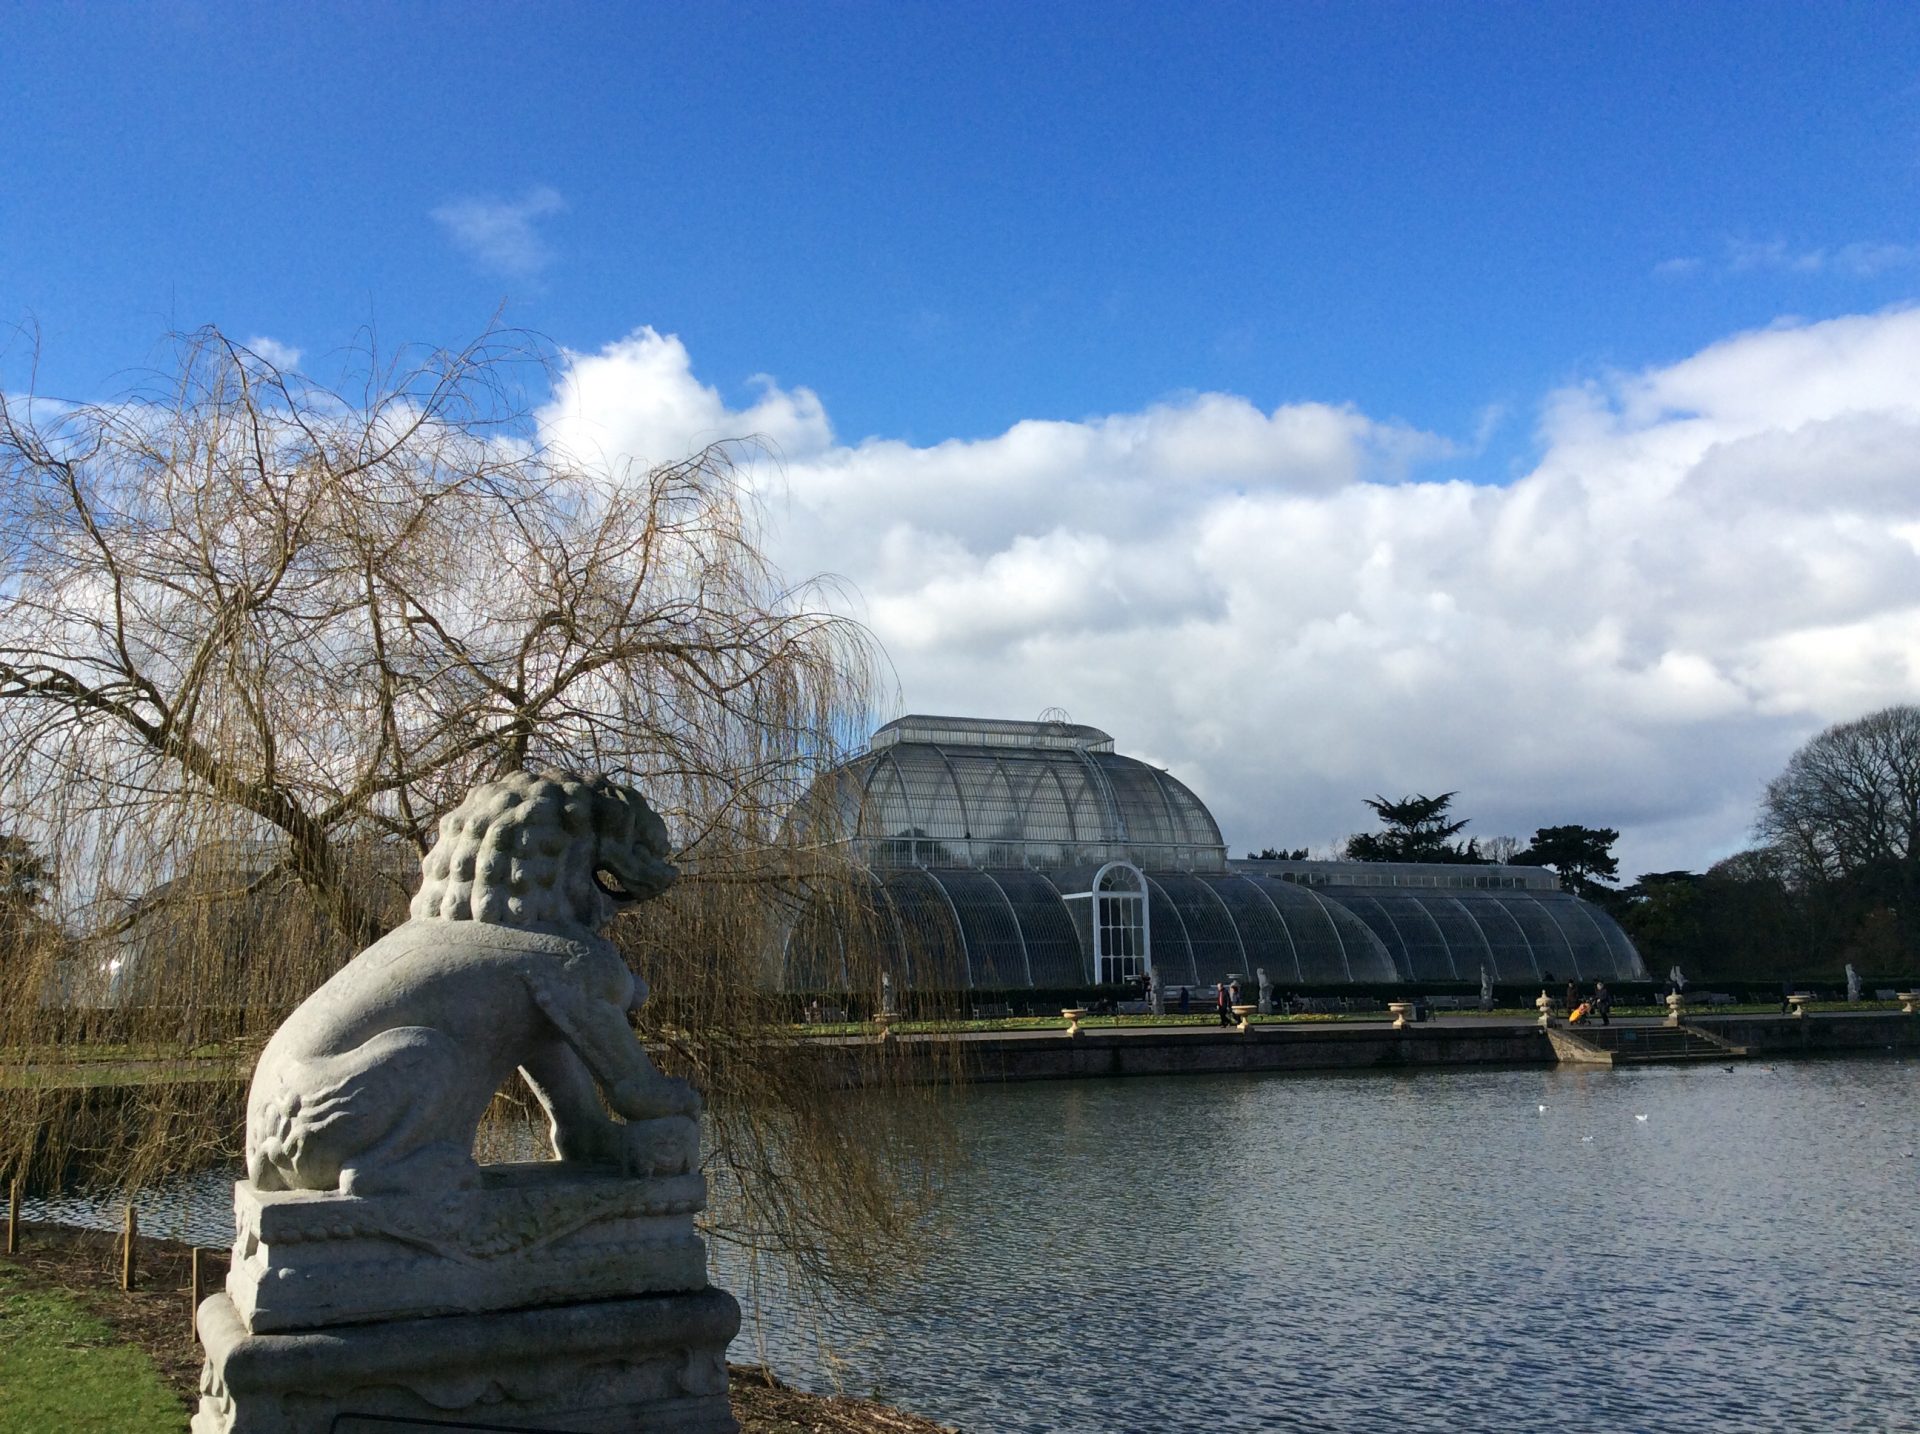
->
xmin=1091 ymin=861 xmax=1150 ymax=985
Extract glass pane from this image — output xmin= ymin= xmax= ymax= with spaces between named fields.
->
xmin=1448 ymin=893 xmax=1541 ymax=983
xmin=1153 ymin=874 xmax=1244 ymax=986
xmin=995 ymin=869 xmax=1086 ymax=987
xmin=933 ymin=869 xmax=1028 ymax=988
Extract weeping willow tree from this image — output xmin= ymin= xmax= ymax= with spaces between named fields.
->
xmin=0 ymin=326 xmax=957 ymax=1298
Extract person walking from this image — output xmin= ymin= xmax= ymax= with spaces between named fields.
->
xmin=1593 ymin=981 xmax=1612 ymax=1027
xmin=1178 ymin=985 xmax=1190 ymax=1015
xmin=1216 ymin=981 xmax=1232 ymax=1027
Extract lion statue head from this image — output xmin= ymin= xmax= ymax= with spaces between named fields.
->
xmin=410 ymin=770 xmax=676 ymax=931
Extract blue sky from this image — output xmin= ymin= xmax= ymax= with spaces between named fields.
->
xmin=6 ymin=3 xmax=1920 ymax=874
xmin=9 ymin=3 xmax=1918 ymax=454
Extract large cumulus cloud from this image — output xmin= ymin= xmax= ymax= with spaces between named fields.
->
xmin=539 ymin=311 xmax=1920 ymax=877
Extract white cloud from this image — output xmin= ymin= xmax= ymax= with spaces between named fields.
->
xmin=243 ymin=335 xmax=302 ymax=370
xmin=430 ymin=186 xmax=566 ymax=278
xmin=541 ymin=309 xmax=1920 ymax=880
xmin=1659 ymin=238 xmax=1920 ymax=281
xmin=539 ymin=327 xmax=832 ymax=472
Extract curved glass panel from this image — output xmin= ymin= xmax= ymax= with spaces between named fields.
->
xmin=1151 ymin=874 xmax=1245 ymax=987
xmin=1488 ymin=894 xmax=1579 ymax=984
xmin=1332 ymin=894 xmax=1416 ymax=981
xmin=1195 ymin=875 xmax=1304 ymax=985
xmin=778 ymin=864 xmax=1653 ymax=993
xmin=1444 ymin=894 xmax=1542 ymax=984
xmin=929 ymin=869 xmax=1029 ymax=988
xmin=1531 ymin=892 xmax=1648 ymax=982
xmin=782 ymin=891 xmax=852 ymax=992
xmin=1364 ymin=893 xmax=1461 ymax=982
xmin=1142 ymin=878 xmax=1198 ymax=990
xmin=1304 ymin=886 xmax=1647 ymax=986
xmin=790 ymin=742 xmax=1226 ymax=871
xmin=1256 ymin=880 xmax=1360 ymax=984
xmin=1418 ymin=898 xmax=1485 ymax=977
xmin=881 ymin=869 xmax=969 ymax=990
xmin=993 ymin=869 xmax=1086 ymax=987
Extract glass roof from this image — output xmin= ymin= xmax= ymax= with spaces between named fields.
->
xmin=792 ymin=718 xmax=1225 ymax=872
xmin=1297 ymin=885 xmax=1644 ymax=985
xmin=780 ymin=865 xmax=1647 ymax=991
xmin=870 ymin=714 xmax=1116 ymax=753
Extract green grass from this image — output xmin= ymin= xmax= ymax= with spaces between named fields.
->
xmin=0 ymin=1262 xmax=186 ymax=1433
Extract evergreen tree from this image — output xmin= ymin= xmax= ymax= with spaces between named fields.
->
xmin=1514 ymin=824 xmax=1621 ymax=898
xmin=1345 ymin=792 xmax=1482 ymax=863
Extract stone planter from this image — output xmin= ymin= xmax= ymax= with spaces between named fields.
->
xmin=1898 ymin=992 xmax=1918 ymax=1015
xmin=1664 ymin=993 xmax=1688 ymax=1028
xmin=873 ymin=1012 xmax=896 ymax=1042
xmin=1787 ymin=993 xmax=1813 ymax=1018
xmin=1231 ymin=1003 xmax=1258 ymax=1034
xmin=1388 ymin=1001 xmax=1416 ymax=1030
xmin=1061 ymin=1007 xmax=1087 ymax=1037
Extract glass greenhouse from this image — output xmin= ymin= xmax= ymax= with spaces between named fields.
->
xmin=782 ymin=715 xmax=1647 ymax=992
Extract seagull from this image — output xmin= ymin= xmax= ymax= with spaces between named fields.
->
xmin=1538 ymin=1104 xmax=1547 ymax=1113
xmin=1635 ymin=1114 xmax=1649 ymax=1122
xmin=1581 ymin=1135 xmax=1594 ymax=1142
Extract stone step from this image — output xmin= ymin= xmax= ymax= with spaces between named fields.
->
xmin=1548 ymin=1024 xmax=1748 ymax=1066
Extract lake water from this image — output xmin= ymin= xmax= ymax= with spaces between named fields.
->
xmin=720 ymin=1059 xmax=1920 ymax=1434
xmin=27 ymin=1058 xmax=1919 ymax=1432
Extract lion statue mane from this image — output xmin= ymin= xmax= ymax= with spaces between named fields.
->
xmin=244 ymin=770 xmax=699 ymax=1197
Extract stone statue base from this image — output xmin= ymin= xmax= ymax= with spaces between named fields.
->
xmin=227 ymin=1162 xmax=707 ymax=1331
xmin=193 ymin=1284 xmax=740 ymax=1434
xmin=197 ymin=1162 xmax=739 ymax=1433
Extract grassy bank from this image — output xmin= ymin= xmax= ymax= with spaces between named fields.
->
xmin=0 ymin=1260 xmax=186 ymax=1433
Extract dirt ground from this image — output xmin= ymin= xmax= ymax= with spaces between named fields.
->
xmin=3 ymin=1222 xmax=958 ymax=1434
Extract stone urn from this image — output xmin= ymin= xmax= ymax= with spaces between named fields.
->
xmin=873 ymin=1012 xmax=896 ymax=1042
xmin=1535 ymin=991 xmax=1555 ymax=1028
xmin=1787 ymin=993 xmax=1813 ymax=1018
xmin=1061 ymin=1007 xmax=1088 ymax=1038
xmin=1231 ymin=1003 xmax=1258 ymax=1034
xmin=1898 ymin=992 xmax=1918 ymax=1015
xmin=1388 ymin=1001 xmax=1416 ymax=1030
xmin=1664 ymin=992 xmax=1688 ymax=1027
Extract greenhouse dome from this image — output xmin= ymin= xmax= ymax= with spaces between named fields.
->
xmin=780 ymin=716 xmax=1648 ymax=992
xmin=790 ymin=714 xmax=1225 ymax=871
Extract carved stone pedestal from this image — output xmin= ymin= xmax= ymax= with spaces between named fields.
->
xmin=226 ymin=1160 xmax=707 ymax=1332
xmin=194 ymin=1284 xmax=739 ymax=1434
xmin=195 ymin=1163 xmax=739 ymax=1433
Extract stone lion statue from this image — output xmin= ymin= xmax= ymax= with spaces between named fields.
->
xmin=245 ymin=771 xmax=700 ymax=1197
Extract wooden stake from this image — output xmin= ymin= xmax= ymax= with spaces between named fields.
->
xmin=6 ymin=1177 xmax=18 ymax=1255
xmin=190 ymin=1247 xmax=205 ymax=1332
xmin=121 ymin=1202 xmax=137 ymax=1292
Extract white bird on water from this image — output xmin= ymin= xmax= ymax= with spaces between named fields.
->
xmin=1538 ymin=1104 xmax=1547 ymax=1113
xmin=1635 ymin=1114 xmax=1649 ymax=1122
